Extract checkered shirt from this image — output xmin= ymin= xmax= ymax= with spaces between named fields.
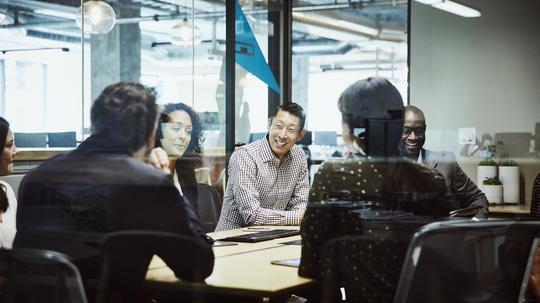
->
xmin=215 ymin=137 xmax=309 ymax=231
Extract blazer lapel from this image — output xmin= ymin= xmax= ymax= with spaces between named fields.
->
xmin=422 ymin=149 xmax=438 ymax=169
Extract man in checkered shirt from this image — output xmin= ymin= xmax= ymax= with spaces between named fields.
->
xmin=215 ymin=103 xmax=309 ymax=231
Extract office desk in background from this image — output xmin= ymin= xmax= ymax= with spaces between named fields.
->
xmin=146 ymin=227 xmax=314 ymax=302
xmin=489 ymin=204 xmax=533 ymax=217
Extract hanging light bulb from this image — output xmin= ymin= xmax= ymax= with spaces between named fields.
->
xmin=170 ymin=17 xmax=202 ymax=47
xmin=76 ymin=0 xmax=116 ymax=35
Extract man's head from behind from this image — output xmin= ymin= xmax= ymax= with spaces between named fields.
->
xmin=267 ymin=102 xmax=306 ymax=160
xmin=338 ymin=77 xmax=403 ymax=154
xmin=91 ymin=82 xmax=158 ymax=155
xmin=399 ymin=105 xmax=426 ymax=160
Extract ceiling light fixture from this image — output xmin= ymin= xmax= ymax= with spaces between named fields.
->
xmin=415 ymin=0 xmax=481 ymax=18
xmin=170 ymin=18 xmax=202 ymax=47
xmin=76 ymin=0 xmax=116 ymax=34
xmin=170 ymin=2 xmax=202 ymax=47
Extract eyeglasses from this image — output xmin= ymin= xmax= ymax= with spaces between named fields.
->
xmin=402 ymin=126 xmax=426 ymax=136
xmin=162 ymin=122 xmax=192 ymax=136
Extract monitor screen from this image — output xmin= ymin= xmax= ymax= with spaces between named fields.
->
xmin=314 ymin=131 xmax=337 ymax=146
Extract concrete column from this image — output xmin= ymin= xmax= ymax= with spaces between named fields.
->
xmin=90 ymin=5 xmax=141 ymax=102
xmin=292 ymin=56 xmax=309 ymax=126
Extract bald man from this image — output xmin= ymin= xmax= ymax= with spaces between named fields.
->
xmin=399 ymin=105 xmax=489 ymax=218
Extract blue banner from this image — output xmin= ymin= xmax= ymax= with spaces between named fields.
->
xmin=235 ymin=1 xmax=281 ymax=95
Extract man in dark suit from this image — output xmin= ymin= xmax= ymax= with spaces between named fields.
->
xmin=399 ymin=105 xmax=488 ymax=218
xmin=15 ymin=82 xmax=214 ymax=291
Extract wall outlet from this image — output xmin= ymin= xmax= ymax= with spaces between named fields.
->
xmin=459 ymin=127 xmax=476 ymax=144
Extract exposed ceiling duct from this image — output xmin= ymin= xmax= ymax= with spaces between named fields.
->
xmin=292 ymin=10 xmax=406 ymax=43
xmin=292 ymin=39 xmax=357 ymax=56
xmin=0 ymin=0 xmax=407 ymax=58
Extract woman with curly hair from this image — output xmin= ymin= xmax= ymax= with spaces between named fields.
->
xmin=155 ymin=103 xmax=204 ymax=211
xmin=0 ymin=117 xmax=18 ymax=248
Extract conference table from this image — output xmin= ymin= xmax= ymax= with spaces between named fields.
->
xmin=145 ymin=226 xmax=315 ymax=302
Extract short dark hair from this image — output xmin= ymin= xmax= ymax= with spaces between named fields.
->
xmin=91 ymin=82 xmax=158 ymax=153
xmin=338 ymin=77 xmax=403 ymax=129
xmin=155 ymin=103 xmax=204 ymax=155
xmin=270 ymin=102 xmax=306 ymax=131
xmin=0 ymin=184 xmax=7 ymax=213
xmin=0 ymin=117 xmax=10 ymax=162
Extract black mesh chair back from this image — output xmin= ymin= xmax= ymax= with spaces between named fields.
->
xmin=0 ymin=248 xmax=88 ymax=303
xmin=14 ymin=205 xmax=103 ymax=300
xmin=193 ymin=184 xmax=222 ymax=233
xmin=393 ymin=221 xmax=540 ymax=303
xmin=97 ymin=230 xmax=214 ymax=303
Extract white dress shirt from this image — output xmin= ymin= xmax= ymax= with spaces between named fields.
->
xmin=0 ymin=179 xmax=17 ymax=249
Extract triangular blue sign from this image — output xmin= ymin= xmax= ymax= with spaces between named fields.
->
xmin=235 ymin=1 xmax=282 ymax=95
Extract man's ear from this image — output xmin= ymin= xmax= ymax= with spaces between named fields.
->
xmin=296 ymin=129 xmax=305 ymax=142
xmin=268 ymin=118 xmax=273 ymax=131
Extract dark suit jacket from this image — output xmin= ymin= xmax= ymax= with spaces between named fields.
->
xmin=14 ymin=135 xmax=213 ymax=282
xmin=422 ymin=149 xmax=489 ymax=218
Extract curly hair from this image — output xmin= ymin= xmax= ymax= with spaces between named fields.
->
xmin=155 ymin=103 xmax=204 ymax=155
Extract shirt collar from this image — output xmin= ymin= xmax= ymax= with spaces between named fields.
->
xmin=417 ymin=150 xmax=423 ymax=163
xmin=258 ymin=134 xmax=291 ymax=163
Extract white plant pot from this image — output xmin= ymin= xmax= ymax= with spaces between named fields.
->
xmin=499 ymin=166 xmax=519 ymax=203
xmin=477 ymin=166 xmax=497 ymax=190
xmin=483 ymin=184 xmax=503 ymax=204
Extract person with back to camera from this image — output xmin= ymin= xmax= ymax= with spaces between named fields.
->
xmin=0 ymin=117 xmax=18 ymax=249
xmin=15 ymin=82 xmax=214 ymax=298
xmin=299 ymin=77 xmax=449 ymax=302
xmin=399 ymin=105 xmax=489 ymax=218
xmin=153 ymin=103 xmax=205 ymax=213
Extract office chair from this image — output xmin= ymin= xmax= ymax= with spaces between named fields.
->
xmin=298 ymin=130 xmax=313 ymax=146
xmin=393 ymin=221 xmax=540 ymax=303
xmin=14 ymin=205 xmax=103 ymax=300
xmin=48 ymin=131 xmax=77 ymax=147
xmin=194 ymin=183 xmax=222 ymax=233
xmin=97 ymin=230 xmax=214 ymax=303
xmin=530 ymin=172 xmax=540 ymax=217
xmin=0 ymin=248 xmax=88 ymax=303
xmin=14 ymin=132 xmax=47 ymax=148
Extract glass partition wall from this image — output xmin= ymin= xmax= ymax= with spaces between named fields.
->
xmin=292 ymin=0 xmax=409 ymax=137
xmin=0 ymin=0 xmax=411 ymax=200
xmin=0 ymin=0 xmax=296 ymax=200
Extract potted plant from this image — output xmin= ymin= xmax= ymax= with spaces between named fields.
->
xmin=483 ymin=176 xmax=503 ymax=204
xmin=499 ymin=159 xmax=519 ymax=204
xmin=477 ymin=157 xmax=497 ymax=190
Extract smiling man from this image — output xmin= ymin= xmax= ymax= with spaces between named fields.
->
xmin=399 ymin=105 xmax=488 ymax=218
xmin=215 ymin=103 xmax=309 ymax=231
